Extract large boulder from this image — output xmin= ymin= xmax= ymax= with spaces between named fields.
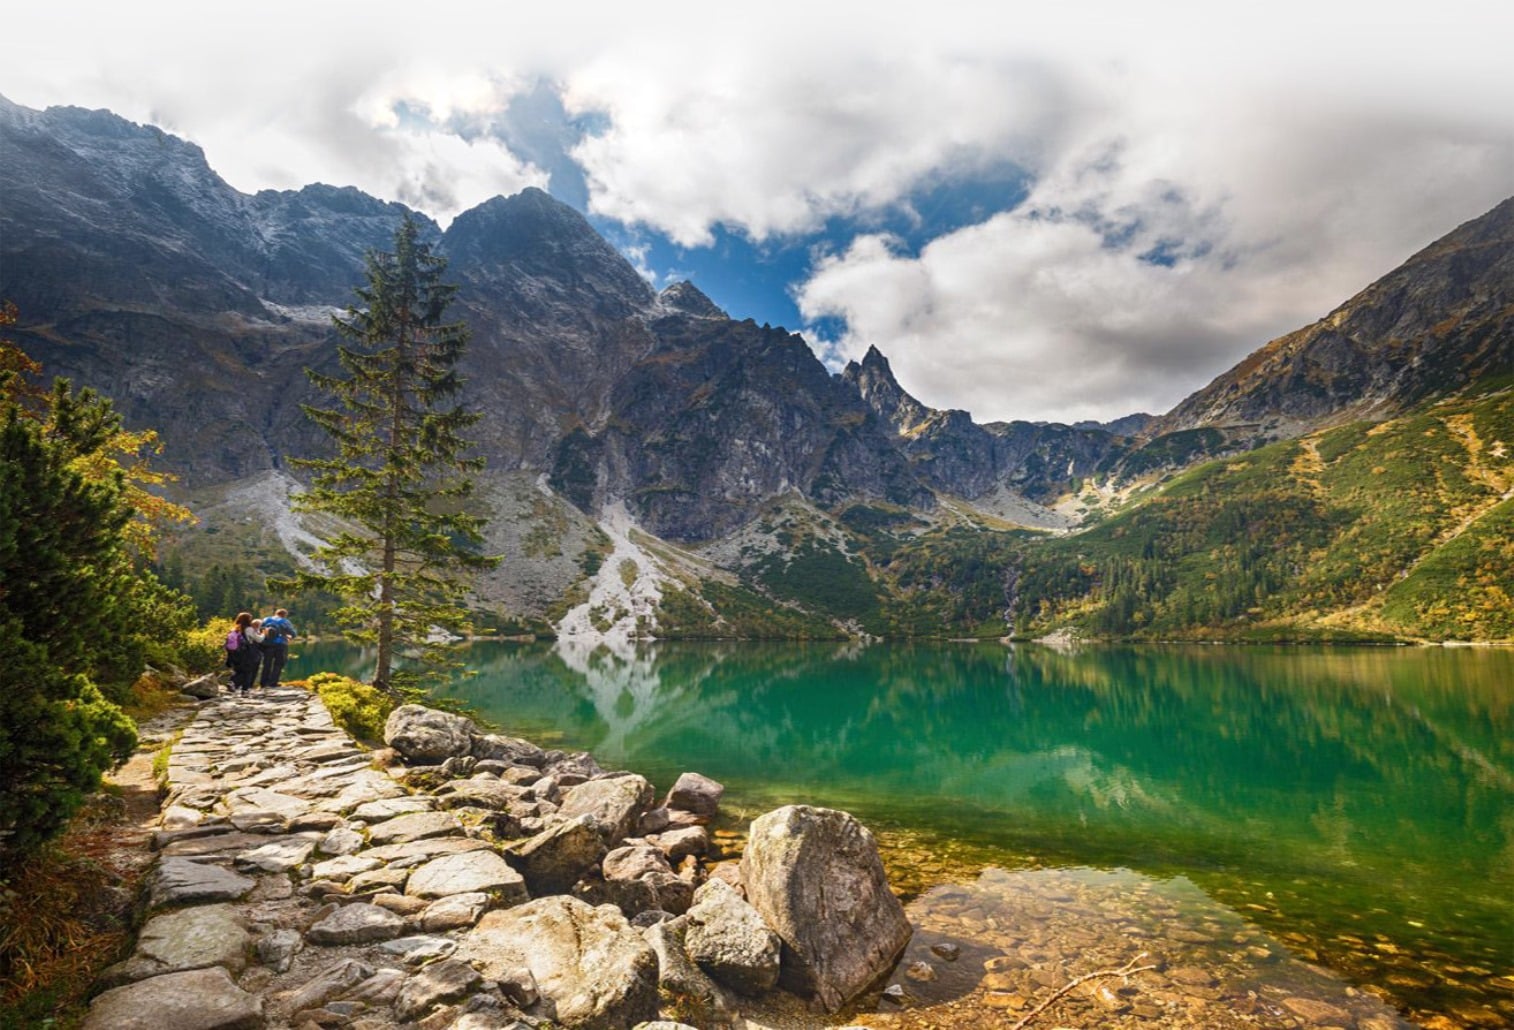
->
xmin=507 ymin=815 xmax=607 ymax=896
xmin=741 ymin=805 xmax=912 ymax=1012
xmin=454 ymin=896 xmax=659 ymax=1029
xmin=384 ymin=704 xmax=475 ymax=764
xmin=557 ymin=774 xmax=655 ymax=845
xmin=683 ymin=878 xmax=780 ymax=996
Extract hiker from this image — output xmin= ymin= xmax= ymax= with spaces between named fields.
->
xmin=259 ymin=607 xmax=297 ymax=688
xmin=225 ymin=612 xmax=264 ymax=695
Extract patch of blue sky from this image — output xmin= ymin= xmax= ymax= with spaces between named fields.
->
xmin=586 ymin=163 xmax=1033 ymax=332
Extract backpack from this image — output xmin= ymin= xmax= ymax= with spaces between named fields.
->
xmin=224 ymin=629 xmax=240 ymax=668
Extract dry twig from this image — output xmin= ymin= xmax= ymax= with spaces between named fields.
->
xmin=1008 ymin=952 xmax=1158 ymax=1030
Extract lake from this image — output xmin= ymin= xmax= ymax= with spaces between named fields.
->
xmin=287 ymin=641 xmax=1513 ymax=1026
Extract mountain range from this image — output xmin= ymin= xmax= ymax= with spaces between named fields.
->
xmin=3 ymin=96 xmax=1511 ymax=642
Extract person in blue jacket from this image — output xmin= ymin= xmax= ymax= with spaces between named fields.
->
xmin=259 ymin=607 xmax=297 ymax=688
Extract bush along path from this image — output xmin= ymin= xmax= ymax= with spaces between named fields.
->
xmin=80 ymin=686 xmax=911 ymax=1029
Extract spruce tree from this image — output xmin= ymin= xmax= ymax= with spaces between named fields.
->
xmin=285 ymin=217 xmax=497 ymax=690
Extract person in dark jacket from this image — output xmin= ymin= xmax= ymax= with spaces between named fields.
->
xmin=259 ymin=607 xmax=297 ymax=688
xmin=225 ymin=611 xmax=264 ymax=695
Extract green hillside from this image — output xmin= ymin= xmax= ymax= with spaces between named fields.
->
xmin=865 ymin=386 xmax=1514 ymax=643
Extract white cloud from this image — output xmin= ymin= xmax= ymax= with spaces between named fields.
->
xmin=6 ymin=1 xmax=1514 ymax=420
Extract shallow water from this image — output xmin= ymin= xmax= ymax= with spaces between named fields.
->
xmin=287 ymin=640 xmax=1514 ymax=1026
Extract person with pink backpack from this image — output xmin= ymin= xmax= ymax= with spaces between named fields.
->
xmin=224 ymin=611 xmax=265 ymax=695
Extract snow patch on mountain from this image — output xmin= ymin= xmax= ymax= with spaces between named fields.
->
xmin=554 ymin=502 xmax=666 ymax=662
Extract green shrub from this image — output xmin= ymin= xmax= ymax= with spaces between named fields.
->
xmin=301 ymin=672 xmax=398 ymax=745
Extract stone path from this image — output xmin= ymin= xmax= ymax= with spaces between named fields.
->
xmin=82 ymin=688 xmax=870 ymax=1030
xmin=80 ymin=689 xmax=674 ymax=1029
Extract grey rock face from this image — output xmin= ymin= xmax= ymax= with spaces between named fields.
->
xmin=455 ymin=896 xmax=659 ymax=1029
xmin=683 ymin=878 xmax=781 ymax=996
xmin=507 ymin=816 xmax=606 ymax=896
xmin=558 ymin=774 xmax=654 ymax=845
xmin=82 ymin=966 xmax=263 ymax=1030
xmin=384 ymin=704 xmax=475 ymax=764
xmin=180 ymin=673 xmax=222 ymax=700
xmin=741 ymin=805 xmax=912 ymax=1012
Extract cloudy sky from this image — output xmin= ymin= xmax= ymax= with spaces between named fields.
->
xmin=9 ymin=1 xmax=1514 ymax=424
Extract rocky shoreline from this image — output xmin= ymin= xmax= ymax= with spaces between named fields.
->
xmin=78 ymin=682 xmax=1472 ymax=1030
xmin=81 ymin=687 xmax=909 ymax=1029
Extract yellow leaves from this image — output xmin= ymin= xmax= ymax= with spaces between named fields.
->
xmin=65 ymin=425 xmax=196 ymax=558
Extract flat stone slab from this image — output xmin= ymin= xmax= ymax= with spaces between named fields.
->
xmin=150 ymin=858 xmax=257 ymax=909
xmin=234 ymin=835 xmax=317 ymax=873
xmin=312 ymin=854 xmax=383 ymax=882
xmin=98 ymin=904 xmax=251 ymax=988
xmin=405 ymin=849 xmax=527 ymax=902
xmin=307 ymin=902 xmax=406 ymax=945
xmin=364 ymin=837 xmax=490 ymax=864
xmin=365 ymin=810 xmax=462 ymax=845
xmin=82 ymin=966 xmax=263 ymax=1030
xmin=351 ymin=796 xmax=435 ymax=821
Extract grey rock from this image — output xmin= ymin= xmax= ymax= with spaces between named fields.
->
xmin=438 ymin=776 xmax=528 ymax=811
xmin=558 ymin=774 xmax=654 ymax=845
xmin=284 ymin=957 xmax=375 ymax=1012
xmin=384 ymin=704 xmax=475 ymax=763
xmin=82 ymin=966 xmax=262 ymax=1030
xmin=420 ymin=891 xmax=492 ymax=931
xmin=741 ymin=804 xmax=912 ymax=1012
xmin=603 ymin=844 xmax=673 ymax=882
xmin=365 ymin=809 xmax=462 ymax=845
xmin=234 ymin=835 xmax=316 ymax=873
xmin=379 ymin=934 xmax=458 ymax=965
xmin=310 ymin=853 xmax=381 ymax=882
xmin=256 ymin=928 xmax=303 ymax=973
xmin=641 ymin=918 xmax=733 ymax=1019
xmin=456 ymin=896 xmax=659 ymax=1029
xmin=406 ymin=849 xmax=528 ymax=903
xmin=507 ymin=815 xmax=606 ymax=896
xmin=395 ymin=957 xmax=484 ymax=1021
xmin=149 ymin=857 xmax=257 ymax=908
xmin=652 ymin=826 xmax=709 ymax=861
xmin=318 ymin=826 xmax=365 ymax=855
xmin=683 ymin=878 xmax=780 ymax=996
xmin=306 ymin=902 xmax=405 ymax=945
xmin=351 ymin=795 xmax=434 ymax=821
xmin=472 ymin=732 xmax=547 ymax=767
xmin=98 ymin=905 xmax=250 ymax=987
xmin=179 ymin=674 xmax=222 ymax=700
xmin=664 ymin=772 xmax=723 ymax=821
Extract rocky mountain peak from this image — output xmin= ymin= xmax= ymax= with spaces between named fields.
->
xmin=1154 ymin=194 xmax=1514 ymax=440
xmin=843 ymin=344 xmax=932 ymax=436
xmin=657 ymin=281 xmax=726 ymax=319
xmin=441 ymin=188 xmax=655 ymax=317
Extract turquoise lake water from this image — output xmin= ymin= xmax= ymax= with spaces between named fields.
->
xmin=287 ymin=641 xmax=1513 ymax=1023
